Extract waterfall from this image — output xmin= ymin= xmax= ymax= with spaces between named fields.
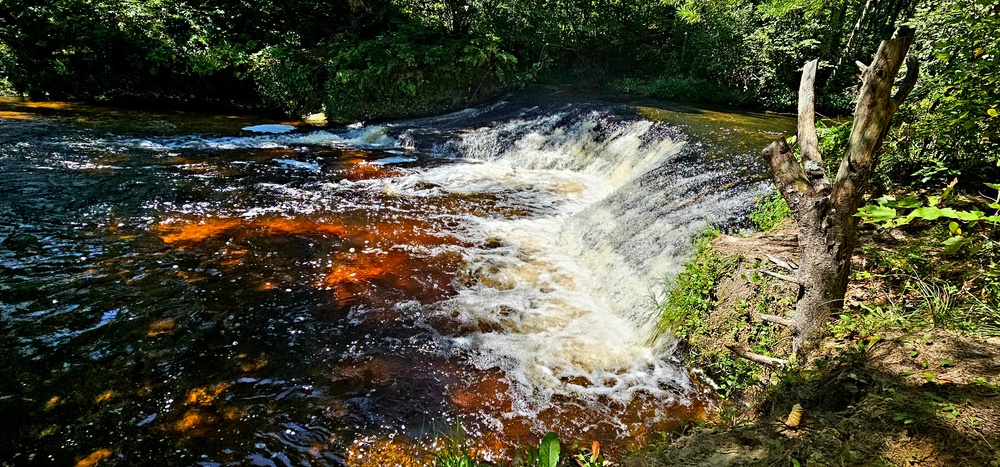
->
xmin=377 ymin=107 xmax=767 ymax=423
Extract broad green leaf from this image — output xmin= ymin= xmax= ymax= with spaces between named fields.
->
xmin=985 ymin=183 xmax=1000 ymax=191
xmin=942 ymin=236 xmax=969 ymax=255
xmin=875 ymin=195 xmax=896 ymax=205
xmin=955 ymin=210 xmax=984 ymax=221
xmin=927 ymin=196 xmax=941 ymax=207
xmin=539 ymin=432 xmax=560 ymax=467
xmin=908 ymin=206 xmax=957 ymax=221
xmin=856 ymin=205 xmax=897 ymax=221
xmin=878 ymin=195 xmax=924 ymax=209
xmin=948 ymin=221 xmax=960 ymax=235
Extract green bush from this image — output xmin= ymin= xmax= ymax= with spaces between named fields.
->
xmin=880 ymin=0 xmax=1000 ymax=186
xmin=750 ymin=190 xmax=792 ymax=232
xmin=322 ymin=28 xmax=525 ymax=121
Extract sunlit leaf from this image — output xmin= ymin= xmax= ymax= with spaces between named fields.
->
xmin=891 ymin=194 xmax=922 ymax=209
xmin=908 ymin=206 xmax=956 ymax=221
xmin=955 ymin=210 xmax=984 ymax=221
xmin=855 ymin=205 xmax=896 ymax=222
xmin=539 ymin=432 xmax=560 ymax=467
xmin=875 ymin=195 xmax=896 ymax=205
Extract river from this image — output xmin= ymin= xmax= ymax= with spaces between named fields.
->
xmin=0 ymin=93 xmax=794 ymax=465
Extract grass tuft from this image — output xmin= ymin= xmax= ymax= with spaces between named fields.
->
xmin=749 ymin=189 xmax=791 ymax=232
xmin=653 ymin=227 xmax=731 ymax=341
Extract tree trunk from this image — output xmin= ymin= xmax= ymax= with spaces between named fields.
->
xmin=762 ymin=28 xmax=919 ymax=353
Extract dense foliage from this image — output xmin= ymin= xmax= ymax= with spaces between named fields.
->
xmin=0 ymin=0 xmax=925 ymax=117
xmin=881 ymin=0 xmax=1000 ymax=185
xmin=0 ymin=0 xmax=996 ymax=182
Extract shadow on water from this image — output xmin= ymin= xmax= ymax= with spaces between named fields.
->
xmin=0 ymin=91 xmax=794 ymax=465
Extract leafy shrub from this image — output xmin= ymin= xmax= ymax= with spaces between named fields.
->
xmin=323 ymin=28 xmax=525 ymax=121
xmin=750 ymin=190 xmax=792 ymax=232
xmin=881 ymin=0 xmax=1000 ymax=186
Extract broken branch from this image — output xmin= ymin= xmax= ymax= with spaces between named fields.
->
xmin=759 ymin=269 xmax=802 ymax=285
xmin=760 ymin=313 xmax=796 ymax=329
xmin=891 ymin=55 xmax=919 ymax=111
xmin=766 ymin=254 xmax=798 ymax=271
xmin=762 ymin=139 xmax=814 ymax=199
xmin=726 ymin=345 xmax=789 ymax=367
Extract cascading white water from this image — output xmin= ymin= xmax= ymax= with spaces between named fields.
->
xmin=1 ymin=96 xmax=793 ymax=463
xmin=376 ymin=109 xmax=766 ymax=427
xmin=76 ymin=102 xmax=767 ymax=429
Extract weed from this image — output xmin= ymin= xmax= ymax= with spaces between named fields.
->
xmin=432 ymin=423 xmax=483 ymax=467
xmin=906 ymin=275 xmax=955 ymax=326
xmin=750 ymin=189 xmax=791 ymax=232
xmin=653 ymin=227 xmax=734 ymax=341
xmin=572 ymin=441 xmax=610 ymax=467
xmin=519 ymin=432 xmax=559 ymax=467
xmin=830 ymin=302 xmax=921 ymax=340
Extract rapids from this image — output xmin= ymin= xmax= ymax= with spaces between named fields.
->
xmin=0 ymin=94 xmax=794 ymax=464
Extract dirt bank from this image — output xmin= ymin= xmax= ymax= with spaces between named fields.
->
xmin=629 ymin=223 xmax=1000 ymax=466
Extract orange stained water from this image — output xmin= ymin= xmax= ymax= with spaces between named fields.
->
xmin=0 ymin=96 xmax=308 ymax=133
xmin=3 ymin=95 xmax=793 ymax=464
xmin=74 ymin=449 xmax=112 ymax=467
xmin=156 ymin=213 xmax=464 ymax=307
xmin=148 ymin=199 xmax=709 ymax=461
xmin=344 ymin=162 xmax=404 ymax=181
xmin=346 ymin=437 xmax=431 ymax=467
xmin=0 ymin=110 xmax=34 ymax=120
xmin=445 ymin=371 xmax=711 ymax=459
xmin=156 ymin=216 xmax=452 ymax=247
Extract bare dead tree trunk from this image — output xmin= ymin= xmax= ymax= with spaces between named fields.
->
xmin=762 ymin=28 xmax=919 ymax=353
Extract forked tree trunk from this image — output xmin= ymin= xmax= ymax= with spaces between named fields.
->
xmin=762 ymin=28 xmax=919 ymax=353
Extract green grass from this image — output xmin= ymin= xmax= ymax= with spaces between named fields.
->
xmin=433 ymin=436 xmax=482 ymax=467
xmin=653 ymin=227 xmax=732 ymax=341
xmin=749 ymin=189 xmax=791 ymax=232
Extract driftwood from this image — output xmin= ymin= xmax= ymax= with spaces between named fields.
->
xmin=762 ymin=28 xmax=918 ymax=353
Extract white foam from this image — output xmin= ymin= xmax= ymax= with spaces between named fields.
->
xmin=274 ymin=158 xmax=321 ymax=172
xmin=371 ymin=155 xmax=418 ymax=165
xmin=380 ymin=111 xmax=717 ymax=418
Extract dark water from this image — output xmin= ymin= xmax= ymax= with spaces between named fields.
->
xmin=0 ymin=95 xmax=793 ymax=465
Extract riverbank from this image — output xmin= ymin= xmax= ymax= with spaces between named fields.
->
xmin=630 ymin=220 xmax=1000 ymax=466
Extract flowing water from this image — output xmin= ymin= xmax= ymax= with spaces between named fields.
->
xmin=0 ymin=94 xmax=794 ymax=465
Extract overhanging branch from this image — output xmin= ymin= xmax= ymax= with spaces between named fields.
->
xmin=892 ymin=55 xmax=919 ymax=111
